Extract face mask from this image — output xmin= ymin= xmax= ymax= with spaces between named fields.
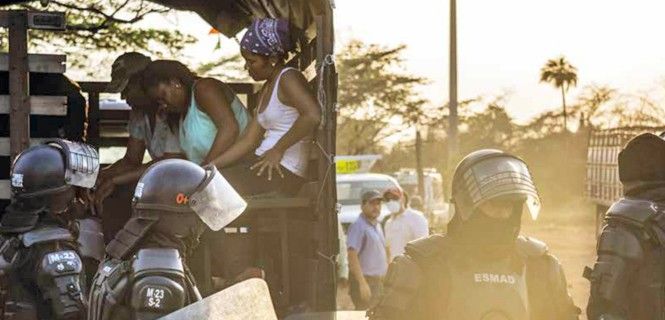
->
xmin=386 ymin=200 xmax=402 ymax=214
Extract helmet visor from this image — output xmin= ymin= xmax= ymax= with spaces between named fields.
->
xmin=189 ymin=165 xmax=247 ymax=231
xmin=461 ymin=156 xmax=541 ymax=220
xmin=47 ymin=140 xmax=99 ymax=189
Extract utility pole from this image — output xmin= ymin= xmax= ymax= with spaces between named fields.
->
xmin=445 ymin=0 xmax=458 ymax=199
xmin=448 ymin=0 xmax=458 ymax=160
xmin=415 ymin=129 xmax=425 ymax=197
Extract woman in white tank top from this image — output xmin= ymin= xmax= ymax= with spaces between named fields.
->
xmin=212 ymin=18 xmax=321 ymax=196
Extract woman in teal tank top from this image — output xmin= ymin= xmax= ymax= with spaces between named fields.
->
xmin=141 ymin=60 xmax=249 ymax=164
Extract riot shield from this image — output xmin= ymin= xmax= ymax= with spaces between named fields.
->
xmin=159 ymin=278 xmax=277 ymax=320
xmin=284 ymin=311 xmax=368 ymax=320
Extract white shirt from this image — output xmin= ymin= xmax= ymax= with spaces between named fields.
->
xmin=384 ymin=208 xmax=429 ymax=261
xmin=255 ymin=67 xmax=311 ymax=177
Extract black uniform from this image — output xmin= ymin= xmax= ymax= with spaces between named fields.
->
xmin=586 ymin=133 xmax=665 ymax=320
xmin=368 ymin=149 xmax=579 ymax=320
xmin=87 ymin=159 xmax=246 ymax=320
xmin=0 ymin=140 xmax=100 ymax=320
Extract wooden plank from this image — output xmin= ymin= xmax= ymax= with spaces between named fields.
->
xmin=97 ymin=137 xmax=129 ymax=148
xmin=87 ymin=91 xmax=100 ymax=147
xmin=0 ymin=53 xmax=65 ymax=73
xmin=0 ymin=137 xmax=51 ymax=156
xmin=279 ymin=212 xmax=290 ymax=307
xmin=0 ymin=180 xmax=8 ymax=199
xmin=0 ymin=95 xmax=67 ymax=115
xmin=9 ymin=11 xmax=29 ymax=162
xmin=100 ymin=109 xmax=129 ymax=121
xmin=246 ymin=198 xmax=310 ymax=211
xmin=313 ymin=1 xmax=339 ymax=310
xmin=78 ymin=81 xmax=109 ymax=93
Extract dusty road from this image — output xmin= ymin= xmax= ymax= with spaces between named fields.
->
xmin=337 ymin=217 xmax=598 ymax=319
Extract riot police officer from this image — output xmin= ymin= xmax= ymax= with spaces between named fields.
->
xmin=585 ymin=133 xmax=665 ymax=320
xmin=368 ymin=149 xmax=579 ymax=320
xmin=0 ymin=139 xmax=100 ymax=319
xmin=87 ymin=159 xmax=246 ymax=320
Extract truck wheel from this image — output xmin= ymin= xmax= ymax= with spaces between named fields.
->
xmin=595 ymin=205 xmax=608 ymax=239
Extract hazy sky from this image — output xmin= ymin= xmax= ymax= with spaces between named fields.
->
xmin=144 ymin=0 xmax=665 ymax=123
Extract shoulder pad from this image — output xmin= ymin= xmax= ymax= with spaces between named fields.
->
xmin=40 ymin=249 xmax=82 ymax=276
xmin=384 ymin=255 xmax=422 ymax=291
xmin=597 ymin=225 xmax=644 ymax=260
xmin=131 ymin=275 xmax=186 ymax=316
xmin=132 ymin=248 xmax=184 ymax=278
xmin=106 ymin=217 xmax=157 ymax=260
xmin=21 ymin=226 xmax=73 ymax=247
xmin=606 ymin=198 xmax=659 ymax=226
xmin=404 ymin=234 xmax=447 ymax=262
xmin=516 ymin=236 xmax=548 ymax=257
xmin=370 ymin=255 xmax=423 ymax=317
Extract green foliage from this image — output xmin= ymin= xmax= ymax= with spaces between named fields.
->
xmin=0 ymin=0 xmax=197 ymax=77
xmin=540 ymin=56 xmax=578 ymax=129
xmin=540 ymin=56 xmax=578 ymax=89
xmin=336 ymin=40 xmax=428 ymax=154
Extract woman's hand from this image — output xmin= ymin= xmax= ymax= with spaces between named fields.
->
xmin=250 ymin=148 xmax=285 ymax=181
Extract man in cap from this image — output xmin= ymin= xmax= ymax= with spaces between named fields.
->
xmin=368 ymin=149 xmax=579 ymax=320
xmin=585 ymin=133 xmax=665 ymax=320
xmin=95 ymin=52 xmax=183 ymax=241
xmin=347 ymin=190 xmax=389 ymax=310
xmin=383 ymin=188 xmax=429 ymax=262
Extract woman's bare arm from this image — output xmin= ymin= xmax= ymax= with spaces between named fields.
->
xmin=195 ymin=78 xmax=240 ymax=165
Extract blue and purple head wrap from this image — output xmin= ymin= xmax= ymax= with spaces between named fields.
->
xmin=241 ymin=18 xmax=293 ymax=56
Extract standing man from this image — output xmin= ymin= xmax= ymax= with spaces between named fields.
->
xmin=347 ymin=190 xmax=389 ymax=310
xmin=383 ymin=188 xmax=429 ymax=261
xmin=586 ymin=133 xmax=665 ymax=320
xmin=368 ymin=149 xmax=579 ymax=320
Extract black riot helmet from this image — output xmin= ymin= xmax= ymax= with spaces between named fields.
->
xmin=451 ymin=149 xmax=541 ymax=221
xmin=1 ymin=139 xmax=99 ymax=232
xmin=618 ymin=133 xmax=665 ymax=195
xmin=132 ymin=159 xmax=246 ymax=233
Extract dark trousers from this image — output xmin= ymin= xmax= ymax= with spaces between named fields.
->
xmin=220 ymin=154 xmax=305 ymax=197
xmin=207 ymin=155 xmax=305 ymax=283
xmin=350 ymin=275 xmax=384 ymax=310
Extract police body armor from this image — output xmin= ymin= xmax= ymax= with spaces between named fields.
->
xmin=445 ymin=249 xmax=529 ymax=319
xmin=87 ymin=159 xmax=247 ymax=320
xmin=369 ymin=234 xmax=578 ymax=320
xmin=585 ymin=197 xmax=665 ymax=320
xmin=88 ymin=248 xmax=190 ymax=320
xmin=0 ymin=139 xmax=100 ymax=320
xmin=0 ymin=225 xmax=85 ymax=320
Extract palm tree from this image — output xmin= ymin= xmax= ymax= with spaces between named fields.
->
xmin=540 ymin=56 xmax=578 ymax=130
